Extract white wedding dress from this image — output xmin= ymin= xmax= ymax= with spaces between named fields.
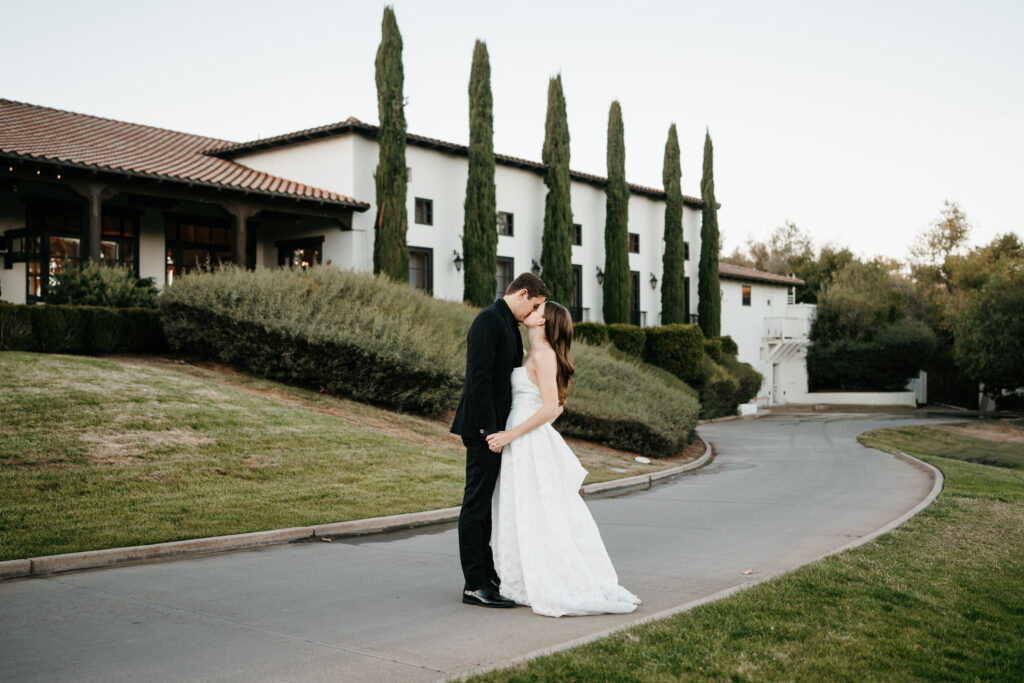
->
xmin=491 ymin=367 xmax=641 ymax=617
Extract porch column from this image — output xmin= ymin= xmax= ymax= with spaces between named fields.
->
xmin=225 ymin=202 xmax=259 ymax=268
xmin=70 ymin=182 xmax=115 ymax=262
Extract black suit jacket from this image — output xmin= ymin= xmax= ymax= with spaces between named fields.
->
xmin=450 ymin=298 xmax=523 ymax=442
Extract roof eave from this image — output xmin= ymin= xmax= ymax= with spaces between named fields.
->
xmin=0 ymin=151 xmax=371 ymax=212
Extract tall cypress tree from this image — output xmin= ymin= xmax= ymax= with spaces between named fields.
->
xmin=660 ymin=123 xmax=685 ymax=324
xmin=698 ymin=129 xmax=721 ymax=337
xmin=462 ymin=40 xmax=497 ymax=306
xmin=603 ymin=100 xmax=630 ymax=324
xmin=540 ymin=75 xmax=574 ymax=305
xmin=373 ymin=6 xmax=409 ymax=280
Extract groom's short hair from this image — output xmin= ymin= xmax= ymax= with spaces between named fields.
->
xmin=506 ymin=272 xmax=550 ymax=299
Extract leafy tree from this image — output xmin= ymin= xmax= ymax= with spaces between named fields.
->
xmin=660 ymin=124 xmax=686 ymax=324
xmin=697 ymin=130 xmax=720 ymax=337
xmin=462 ymin=40 xmax=497 ymax=306
xmin=910 ymin=199 xmax=972 ymax=294
xmin=810 ymin=260 xmax=904 ymax=342
xmin=603 ymin=101 xmax=630 ymax=323
xmin=540 ymin=75 xmax=574 ymax=305
xmin=373 ymin=6 xmax=409 ymax=281
xmin=949 ymin=269 xmax=1024 ymax=408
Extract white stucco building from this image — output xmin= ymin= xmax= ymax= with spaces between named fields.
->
xmin=1 ymin=98 xmax=813 ymax=405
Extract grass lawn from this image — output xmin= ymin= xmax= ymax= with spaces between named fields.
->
xmin=0 ymin=352 xmax=699 ymax=561
xmin=469 ymin=420 xmax=1024 ymax=682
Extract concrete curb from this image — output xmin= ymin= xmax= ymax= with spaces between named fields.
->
xmin=1 ymin=439 xmax=713 ymax=581
xmin=453 ymin=447 xmax=945 ymax=682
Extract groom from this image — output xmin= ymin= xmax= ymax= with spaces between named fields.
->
xmin=451 ymin=272 xmax=549 ymax=608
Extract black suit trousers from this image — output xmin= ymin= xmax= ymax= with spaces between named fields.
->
xmin=458 ymin=437 xmax=501 ymax=590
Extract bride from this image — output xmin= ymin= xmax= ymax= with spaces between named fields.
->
xmin=485 ymin=301 xmax=640 ymax=617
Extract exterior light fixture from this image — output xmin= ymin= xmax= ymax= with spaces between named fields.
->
xmin=650 ymin=272 xmax=658 ymax=290
xmin=531 ymin=258 xmax=541 ymax=276
xmin=452 ymin=250 xmax=463 ymax=271
xmin=596 ymin=266 xmax=605 ymax=286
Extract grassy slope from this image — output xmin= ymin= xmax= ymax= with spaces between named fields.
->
xmin=0 ymin=352 xmax=699 ymax=560
xmin=470 ymin=421 xmax=1024 ymax=682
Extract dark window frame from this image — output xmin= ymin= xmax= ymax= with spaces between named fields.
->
xmin=414 ymin=197 xmax=433 ymax=225
xmin=496 ymin=256 xmax=515 ymax=298
xmin=628 ymin=232 xmax=640 ymax=253
xmin=572 ymin=223 xmax=583 ymax=246
xmin=407 ymin=246 xmax=434 ymax=295
xmin=164 ymin=214 xmax=233 ymax=285
xmin=570 ymin=264 xmax=584 ymax=321
xmin=684 ymin=241 xmax=690 ymax=261
xmin=630 ymin=270 xmax=641 ymax=325
xmin=497 ymin=211 xmax=514 ymax=237
xmin=742 ymin=285 xmax=752 ymax=306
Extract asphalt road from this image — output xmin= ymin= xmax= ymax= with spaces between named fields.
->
xmin=0 ymin=413 xmax=943 ymax=682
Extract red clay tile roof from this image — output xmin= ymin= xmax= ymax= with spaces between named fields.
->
xmin=719 ymin=262 xmax=805 ymax=287
xmin=208 ymin=118 xmax=707 ymax=208
xmin=0 ymin=99 xmax=369 ymax=210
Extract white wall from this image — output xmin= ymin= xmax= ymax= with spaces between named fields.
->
xmin=234 ymin=133 xmax=704 ymax=319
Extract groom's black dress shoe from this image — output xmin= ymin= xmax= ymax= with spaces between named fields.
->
xmin=462 ymin=586 xmax=515 ymax=608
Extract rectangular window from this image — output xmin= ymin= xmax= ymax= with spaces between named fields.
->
xmin=408 ymin=247 xmax=433 ymax=294
xmin=572 ymin=223 xmax=582 ymax=246
xmin=165 ymin=216 xmax=232 ymax=285
xmin=414 ymin=198 xmax=433 ymax=225
xmin=684 ymin=241 xmax=690 ymax=261
xmin=742 ymin=285 xmax=752 ymax=306
xmin=570 ymin=264 xmax=583 ymax=321
xmin=630 ymin=270 xmax=641 ymax=325
xmin=684 ymin=276 xmax=691 ymax=318
xmin=628 ymin=233 xmax=640 ymax=253
xmin=99 ymin=212 xmax=140 ymax=271
xmin=276 ymin=236 xmax=324 ymax=269
xmin=496 ymin=257 xmax=514 ymax=298
xmin=497 ymin=212 xmax=514 ymax=237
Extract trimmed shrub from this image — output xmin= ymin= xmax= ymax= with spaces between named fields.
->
xmin=643 ymin=323 xmax=705 ymax=384
xmin=807 ymin=318 xmax=936 ymax=392
xmin=32 ymin=305 xmax=87 ymax=353
xmin=0 ymin=302 xmax=34 ymax=351
xmin=716 ymin=335 xmax=739 ymax=356
xmin=721 ymin=354 xmax=763 ymax=405
xmin=160 ymin=266 xmax=699 ymax=456
xmin=45 ymin=261 xmax=159 ymax=309
xmin=561 ymin=344 xmax=698 ymax=457
xmin=703 ymin=337 xmax=723 ymax=363
xmin=573 ymin=321 xmax=609 ymax=346
xmin=698 ymin=355 xmax=740 ymax=419
xmin=0 ymin=303 xmax=165 ymax=354
xmin=607 ymin=323 xmax=645 ymax=357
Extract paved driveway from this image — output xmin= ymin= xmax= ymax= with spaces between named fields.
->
xmin=0 ymin=413 xmax=943 ymax=682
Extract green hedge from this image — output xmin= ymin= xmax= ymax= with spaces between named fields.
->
xmin=0 ymin=302 xmax=166 ymax=353
xmin=608 ymin=323 xmax=646 ymax=357
xmin=698 ymin=355 xmax=740 ymax=419
xmin=716 ymin=335 xmax=739 ymax=356
xmin=643 ymin=323 xmax=705 ymax=385
xmin=160 ymin=267 xmax=699 ymax=456
xmin=703 ymin=337 xmax=723 ymax=363
xmin=807 ymin=319 xmax=936 ymax=392
xmin=573 ymin=321 xmax=609 ymax=346
xmin=0 ymin=303 xmax=33 ymax=351
xmin=721 ymin=354 xmax=764 ymax=405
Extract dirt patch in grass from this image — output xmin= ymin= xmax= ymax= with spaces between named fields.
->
xmin=949 ymin=421 xmax=1024 ymax=444
xmin=82 ymin=429 xmax=215 ymax=465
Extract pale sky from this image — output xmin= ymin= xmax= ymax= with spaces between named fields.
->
xmin=3 ymin=0 xmax=1021 ymax=259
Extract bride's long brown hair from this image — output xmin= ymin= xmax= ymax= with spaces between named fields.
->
xmin=542 ymin=301 xmax=575 ymax=406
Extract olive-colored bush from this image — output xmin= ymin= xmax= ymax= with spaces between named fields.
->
xmin=607 ymin=323 xmax=646 ymax=357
